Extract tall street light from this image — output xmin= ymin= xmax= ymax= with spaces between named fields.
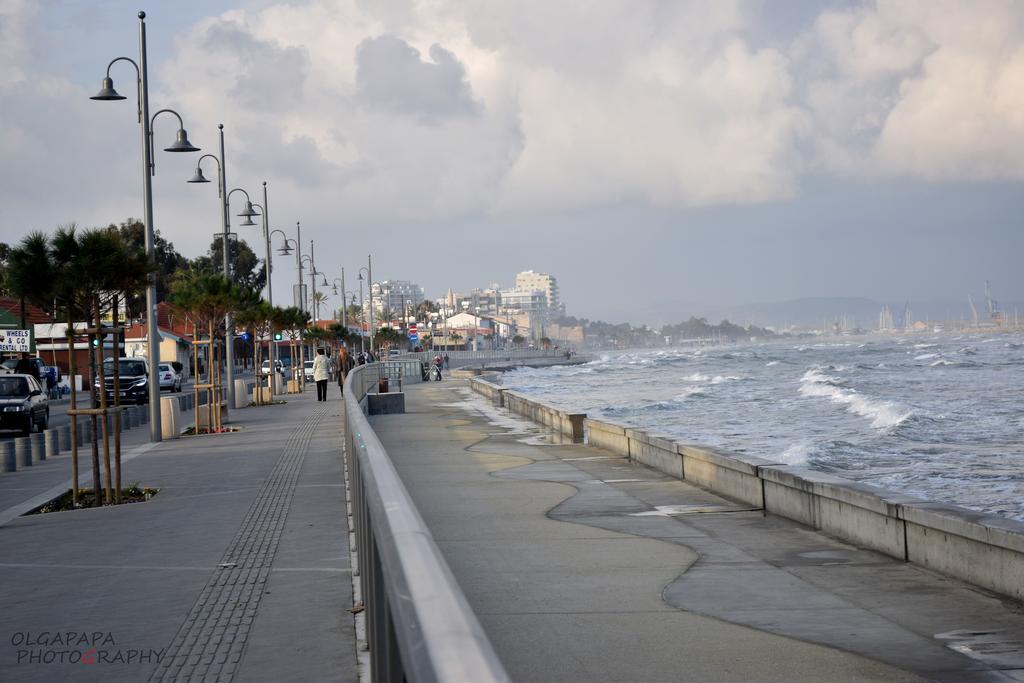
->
xmin=365 ymin=255 xmax=375 ymax=352
xmin=189 ymin=173 xmax=255 ymax=411
xmin=357 ymin=271 xmax=367 ymax=354
xmin=91 ymin=11 xmax=201 ymax=442
xmin=330 ymin=267 xmax=347 ymax=328
xmin=272 ymin=226 xmax=307 ymax=371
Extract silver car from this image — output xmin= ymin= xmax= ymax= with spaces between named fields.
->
xmin=158 ymin=363 xmax=182 ymax=392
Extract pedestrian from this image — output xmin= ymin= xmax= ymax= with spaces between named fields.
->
xmin=45 ymin=369 xmax=57 ymax=399
xmin=337 ymin=347 xmax=353 ymax=395
xmin=443 ymin=353 xmax=449 ymax=369
xmin=433 ymin=355 xmax=443 ymax=381
xmin=313 ymin=347 xmax=330 ymax=401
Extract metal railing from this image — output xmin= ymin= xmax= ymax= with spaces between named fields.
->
xmin=343 ymin=363 xmax=509 ymax=683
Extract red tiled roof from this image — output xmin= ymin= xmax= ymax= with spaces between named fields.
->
xmin=0 ymin=297 xmax=53 ymax=325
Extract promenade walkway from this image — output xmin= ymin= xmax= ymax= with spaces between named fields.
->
xmin=372 ymin=380 xmax=1024 ymax=682
xmin=0 ymin=390 xmax=356 ymax=682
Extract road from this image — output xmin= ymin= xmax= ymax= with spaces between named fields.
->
xmin=0 ymin=369 xmax=260 ymax=440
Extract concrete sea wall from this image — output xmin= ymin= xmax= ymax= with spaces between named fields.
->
xmin=467 ymin=376 xmax=1024 ymax=603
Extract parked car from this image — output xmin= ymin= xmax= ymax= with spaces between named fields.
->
xmin=260 ymin=360 xmax=285 ymax=377
xmin=303 ymin=360 xmax=315 ymax=382
xmin=0 ymin=374 xmax=49 ymax=434
xmin=158 ymin=363 xmax=182 ymax=392
xmin=94 ymin=357 xmax=150 ymax=405
xmin=387 ymin=349 xmax=402 ymax=358
xmin=2 ymin=357 xmax=51 ymax=380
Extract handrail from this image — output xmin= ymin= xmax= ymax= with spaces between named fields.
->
xmin=343 ymin=363 xmax=509 ymax=682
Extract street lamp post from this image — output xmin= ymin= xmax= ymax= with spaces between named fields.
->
xmin=187 ymin=128 xmax=253 ymax=412
xmin=367 ymin=255 xmax=374 ymax=352
xmin=357 ymin=271 xmax=367 ymax=354
xmin=91 ymin=11 xmax=202 ymax=442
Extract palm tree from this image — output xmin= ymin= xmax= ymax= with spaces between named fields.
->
xmin=312 ymin=291 xmax=329 ymax=320
xmin=9 ymin=226 xmax=152 ymax=506
xmin=512 ymin=335 xmax=525 ymax=348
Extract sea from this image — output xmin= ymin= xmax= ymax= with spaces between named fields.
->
xmin=498 ymin=332 xmax=1024 ymax=521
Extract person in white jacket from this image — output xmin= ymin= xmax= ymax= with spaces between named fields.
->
xmin=312 ymin=348 xmax=330 ymax=401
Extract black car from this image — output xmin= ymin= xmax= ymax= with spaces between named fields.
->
xmin=94 ymin=358 xmax=150 ymax=405
xmin=0 ymin=374 xmax=49 ymax=435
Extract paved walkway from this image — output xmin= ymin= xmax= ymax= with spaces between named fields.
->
xmin=372 ymin=380 xmax=1024 ymax=683
xmin=0 ymin=389 xmax=356 ymax=682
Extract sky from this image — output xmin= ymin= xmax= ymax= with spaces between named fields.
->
xmin=2 ymin=0 xmax=1023 ymax=325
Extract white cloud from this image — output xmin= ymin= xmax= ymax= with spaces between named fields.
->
xmin=800 ymin=0 xmax=1024 ymax=180
xmin=4 ymin=0 xmax=1024 ymax=254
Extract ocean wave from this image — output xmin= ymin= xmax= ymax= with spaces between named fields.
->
xmin=766 ymin=360 xmax=780 ymax=367
xmin=780 ymin=441 xmax=816 ymax=465
xmin=914 ymin=353 xmax=939 ymax=360
xmin=684 ymin=373 xmax=709 ymax=382
xmin=711 ymin=375 xmax=742 ymax=384
xmin=930 ymin=358 xmax=976 ymax=368
xmin=673 ymin=387 xmax=707 ymax=400
xmin=914 ymin=343 xmax=937 ymax=349
xmin=799 ymin=369 xmax=912 ymax=429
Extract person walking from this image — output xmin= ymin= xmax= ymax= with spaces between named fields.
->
xmin=337 ymin=347 xmax=353 ymax=395
xmin=312 ymin=347 xmax=330 ymax=401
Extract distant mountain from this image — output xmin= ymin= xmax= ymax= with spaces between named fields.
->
xmin=699 ymin=297 xmax=883 ymax=329
xmin=593 ymin=296 xmax=1024 ymax=331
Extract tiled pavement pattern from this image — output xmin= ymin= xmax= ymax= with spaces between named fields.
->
xmin=150 ymin=405 xmax=330 ymax=682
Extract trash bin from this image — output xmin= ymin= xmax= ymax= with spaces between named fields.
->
xmin=378 ymin=377 xmax=389 ymax=393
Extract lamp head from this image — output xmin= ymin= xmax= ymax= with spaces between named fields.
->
xmin=238 ymin=201 xmax=258 ymax=218
xmin=90 ymin=77 xmax=126 ymax=101
xmin=240 ymin=214 xmax=257 ymax=227
xmin=277 ymin=242 xmax=293 ymax=256
xmin=187 ymin=167 xmax=211 ymax=184
xmin=332 ymin=285 xmax=339 ymax=295
xmin=165 ymin=128 xmax=200 ymax=152
xmin=320 ymin=276 xmax=329 ymax=287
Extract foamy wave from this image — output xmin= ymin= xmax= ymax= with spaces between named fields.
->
xmin=914 ymin=353 xmax=938 ymax=360
xmin=799 ymin=368 xmax=912 ymax=429
xmin=766 ymin=360 xmax=780 ymax=367
xmin=673 ymin=387 xmax=706 ymax=400
xmin=914 ymin=343 xmax=937 ymax=349
xmin=684 ymin=373 xmax=709 ymax=382
xmin=711 ymin=375 xmax=742 ymax=384
xmin=780 ymin=441 xmax=815 ymax=465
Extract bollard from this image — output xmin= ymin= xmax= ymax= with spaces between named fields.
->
xmin=138 ymin=404 xmax=149 ymax=424
xmin=44 ymin=429 xmax=59 ymax=459
xmin=15 ymin=437 xmax=31 ymax=468
xmin=0 ymin=442 xmax=15 ymax=472
xmin=78 ymin=419 xmax=92 ymax=447
xmin=122 ymin=407 xmax=133 ymax=431
xmin=30 ymin=432 xmax=45 ymax=463
xmin=58 ymin=425 xmax=71 ymax=453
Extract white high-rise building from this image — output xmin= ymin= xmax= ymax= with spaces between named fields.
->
xmin=515 ymin=270 xmax=561 ymax=314
xmin=371 ymin=280 xmax=425 ymax=319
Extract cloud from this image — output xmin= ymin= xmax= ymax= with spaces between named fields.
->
xmin=799 ymin=0 xmax=1024 ymax=180
xmin=5 ymin=0 xmax=1024 ymax=257
xmin=355 ymin=35 xmax=479 ymax=121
